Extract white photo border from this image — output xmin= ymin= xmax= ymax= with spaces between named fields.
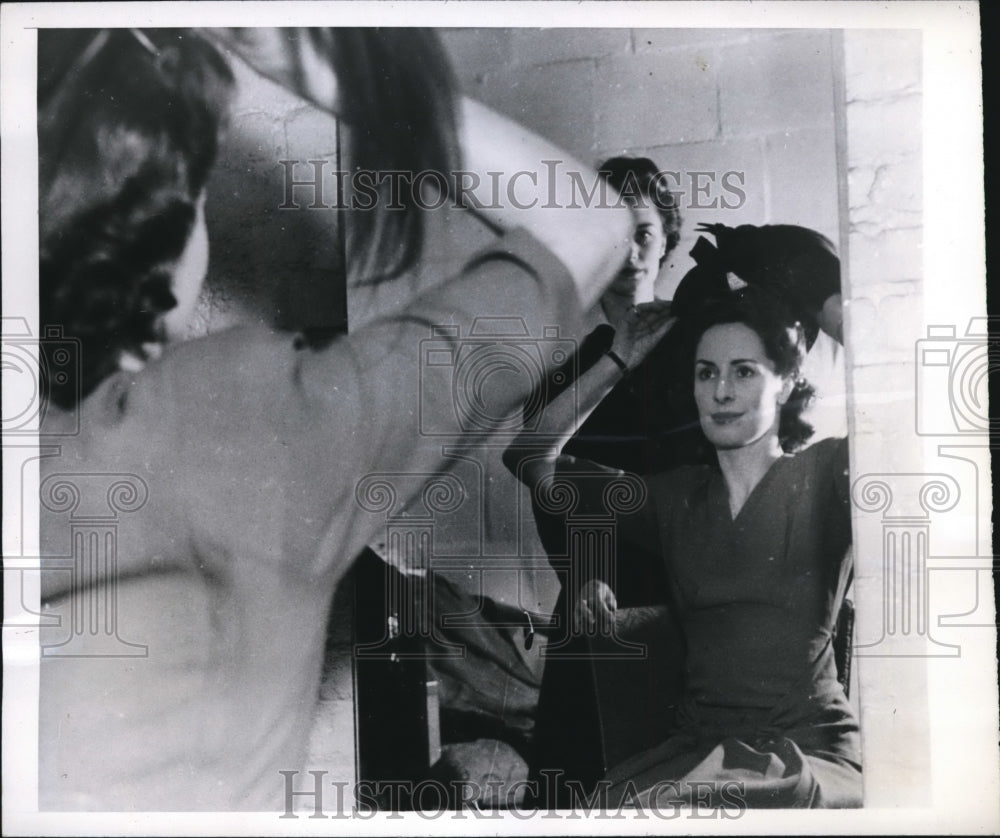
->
xmin=2 ymin=2 xmax=994 ymax=835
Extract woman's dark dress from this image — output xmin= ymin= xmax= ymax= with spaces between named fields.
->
xmin=558 ymin=436 xmax=862 ymax=808
xmin=526 ymin=322 xmax=704 ymax=800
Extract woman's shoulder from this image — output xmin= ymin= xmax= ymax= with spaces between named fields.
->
xmin=86 ymin=325 xmax=333 ymax=437
xmin=167 ymin=323 xmax=301 ymax=360
xmin=157 ymin=324 xmax=333 ymax=386
xmin=791 ymin=435 xmax=848 ymax=470
xmin=778 ymin=437 xmax=849 ymax=499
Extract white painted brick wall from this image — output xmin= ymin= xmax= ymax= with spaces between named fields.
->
xmin=840 ymin=29 xmax=927 ymax=809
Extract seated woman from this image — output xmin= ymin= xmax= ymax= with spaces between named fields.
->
xmin=504 ymin=231 xmax=860 ymax=809
xmin=36 ymin=28 xmax=633 ymax=810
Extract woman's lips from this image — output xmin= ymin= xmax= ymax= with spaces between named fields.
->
xmin=612 ymin=273 xmax=638 ymax=288
xmin=711 ymin=411 xmax=744 ymax=424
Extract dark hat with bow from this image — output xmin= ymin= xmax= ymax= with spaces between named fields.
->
xmin=671 ymin=223 xmax=841 ymax=349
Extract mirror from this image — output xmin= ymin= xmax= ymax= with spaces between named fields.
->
xmin=339 ymin=27 xmax=860 ymax=812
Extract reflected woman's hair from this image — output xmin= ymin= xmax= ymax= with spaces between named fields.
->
xmin=318 ymin=29 xmax=460 ymax=282
xmin=598 ymin=155 xmax=682 ymax=258
xmin=38 ymin=29 xmax=236 ymax=408
xmin=684 ymin=287 xmax=817 ymax=452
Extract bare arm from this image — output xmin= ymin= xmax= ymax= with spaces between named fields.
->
xmin=205 ymin=28 xmax=632 ymax=309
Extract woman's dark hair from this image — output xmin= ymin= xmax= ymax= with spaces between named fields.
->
xmin=674 ymin=222 xmax=841 ymax=350
xmin=683 ymin=287 xmax=816 ymax=453
xmin=39 ymin=28 xmax=235 ymax=408
xmin=39 ymin=28 xmax=459 ymax=409
xmin=598 ymin=156 xmax=682 ymax=260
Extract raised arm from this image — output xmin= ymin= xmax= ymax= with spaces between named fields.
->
xmin=502 ymin=301 xmax=676 ymax=489
xmin=206 ymin=27 xmax=632 ymax=308
xmin=456 ymin=97 xmax=631 ymax=308
xmin=190 ymin=28 xmax=638 ymax=573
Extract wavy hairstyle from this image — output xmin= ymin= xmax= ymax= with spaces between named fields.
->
xmin=681 ymin=286 xmax=816 ymax=453
xmin=597 ymin=156 xmax=682 ymax=260
xmin=39 ymin=28 xmax=235 ymax=408
xmin=39 ymin=28 xmax=461 ymax=409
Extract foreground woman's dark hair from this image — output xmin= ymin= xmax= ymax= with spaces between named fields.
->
xmin=38 ymin=28 xmax=460 ymax=408
xmin=38 ymin=29 xmax=236 ymax=408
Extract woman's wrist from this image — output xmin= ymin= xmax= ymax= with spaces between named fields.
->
xmin=603 ymin=348 xmax=630 ymax=376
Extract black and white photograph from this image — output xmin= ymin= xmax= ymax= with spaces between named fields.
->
xmin=2 ymin=2 xmax=996 ymax=834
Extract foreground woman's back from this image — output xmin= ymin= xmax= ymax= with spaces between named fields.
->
xmin=37 ymin=28 xmax=632 ymax=810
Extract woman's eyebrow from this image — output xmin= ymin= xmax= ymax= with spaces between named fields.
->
xmin=696 ymin=357 xmax=762 ymax=366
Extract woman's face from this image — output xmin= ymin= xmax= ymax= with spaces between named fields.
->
xmin=602 ymin=202 xmax=667 ymax=310
xmin=163 ymin=193 xmax=210 ymax=341
xmin=694 ymin=322 xmax=792 ymax=451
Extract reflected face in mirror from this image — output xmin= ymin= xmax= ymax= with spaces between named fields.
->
xmin=694 ymin=323 xmax=792 ymax=451
xmin=603 ymin=202 xmax=667 ymax=309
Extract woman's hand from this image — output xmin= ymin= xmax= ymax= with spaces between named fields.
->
xmin=817 ymin=293 xmax=843 ymax=344
xmin=573 ymin=579 xmax=618 ymax=635
xmin=608 ymin=299 xmax=676 ymax=370
xmin=205 ymin=28 xmax=340 ymax=112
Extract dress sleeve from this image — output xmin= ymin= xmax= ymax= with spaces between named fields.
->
xmin=526 ymin=323 xmax=612 ymax=427
xmin=161 ymin=228 xmax=588 ymax=576
xmin=804 ymin=436 xmax=853 ymax=593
